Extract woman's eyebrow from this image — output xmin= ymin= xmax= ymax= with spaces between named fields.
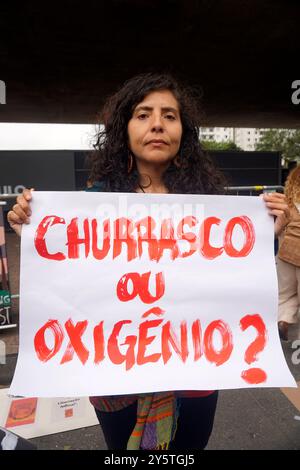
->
xmin=161 ymin=106 xmax=179 ymax=114
xmin=133 ymin=105 xmax=153 ymax=114
xmin=133 ymin=105 xmax=179 ymax=114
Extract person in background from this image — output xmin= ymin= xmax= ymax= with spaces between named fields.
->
xmin=277 ymin=165 xmax=300 ymax=341
xmin=7 ymin=73 xmax=290 ymax=450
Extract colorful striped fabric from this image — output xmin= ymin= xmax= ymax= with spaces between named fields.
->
xmin=90 ymin=392 xmax=178 ymax=449
xmin=127 ymin=392 xmax=179 ymax=450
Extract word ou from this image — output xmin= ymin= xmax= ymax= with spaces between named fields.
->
xmin=33 ymin=313 xmax=268 ymax=384
xmin=291 ymin=80 xmax=300 ymax=105
xmin=291 ymin=340 xmax=300 ymax=365
xmin=0 ymin=80 xmax=5 ymax=104
xmin=0 ymin=185 xmax=25 ymax=195
xmin=0 ymin=340 xmax=6 ymax=365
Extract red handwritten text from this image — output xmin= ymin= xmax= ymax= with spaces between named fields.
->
xmin=34 ymin=215 xmax=255 ymax=262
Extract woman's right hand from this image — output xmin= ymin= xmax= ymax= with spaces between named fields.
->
xmin=7 ymin=188 xmax=33 ymax=237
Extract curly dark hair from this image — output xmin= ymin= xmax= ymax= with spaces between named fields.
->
xmin=88 ymin=72 xmax=226 ymax=194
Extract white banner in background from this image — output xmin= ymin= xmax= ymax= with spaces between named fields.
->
xmin=10 ymin=191 xmax=296 ymax=397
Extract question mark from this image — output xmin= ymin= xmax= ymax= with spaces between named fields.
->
xmin=240 ymin=314 xmax=268 ymax=384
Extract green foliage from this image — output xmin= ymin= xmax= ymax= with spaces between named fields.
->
xmin=255 ymin=129 xmax=300 ymax=163
xmin=201 ymin=140 xmax=243 ymax=151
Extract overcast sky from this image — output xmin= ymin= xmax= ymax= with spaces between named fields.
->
xmin=0 ymin=123 xmax=100 ymax=150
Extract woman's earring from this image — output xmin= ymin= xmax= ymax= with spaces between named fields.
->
xmin=127 ymin=152 xmax=133 ymax=174
xmin=174 ymin=154 xmax=181 ymax=168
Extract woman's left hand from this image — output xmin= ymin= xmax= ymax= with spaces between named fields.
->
xmin=263 ymin=192 xmax=290 ymax=237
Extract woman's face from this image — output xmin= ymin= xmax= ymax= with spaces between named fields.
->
xmin=127 ymin=89 xmax=182 ymax=167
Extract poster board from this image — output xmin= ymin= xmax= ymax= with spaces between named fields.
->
xmin=9 ymin=192 xmax=297 ymax=397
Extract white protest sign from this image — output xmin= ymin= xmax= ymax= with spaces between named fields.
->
xmin=10 ymin=192 xmax=296 ymax=397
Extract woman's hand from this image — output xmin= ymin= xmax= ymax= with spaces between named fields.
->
xmin=7 ymin=188 xmax=33 ymax=237
xmin=263 ymin=192 xmax=290 ymax=237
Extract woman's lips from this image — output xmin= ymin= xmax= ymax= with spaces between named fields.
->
xmin=146 ymin=140 xmax=168 ymax=146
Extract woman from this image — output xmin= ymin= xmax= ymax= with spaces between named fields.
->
xmin=7 ymin=73 xmax=289 ymax=450
xmin=277 ymin=165 xmax=300 ymax=341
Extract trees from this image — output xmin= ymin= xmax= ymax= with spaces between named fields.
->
xmin=255 ymin=129 xmax=300 ymax=164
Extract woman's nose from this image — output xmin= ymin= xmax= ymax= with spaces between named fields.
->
xmin=150 ymin=114 xmax=164 ymax=132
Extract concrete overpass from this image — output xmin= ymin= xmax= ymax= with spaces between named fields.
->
xmin=0 ymin=0 xmax=299 ymax=127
